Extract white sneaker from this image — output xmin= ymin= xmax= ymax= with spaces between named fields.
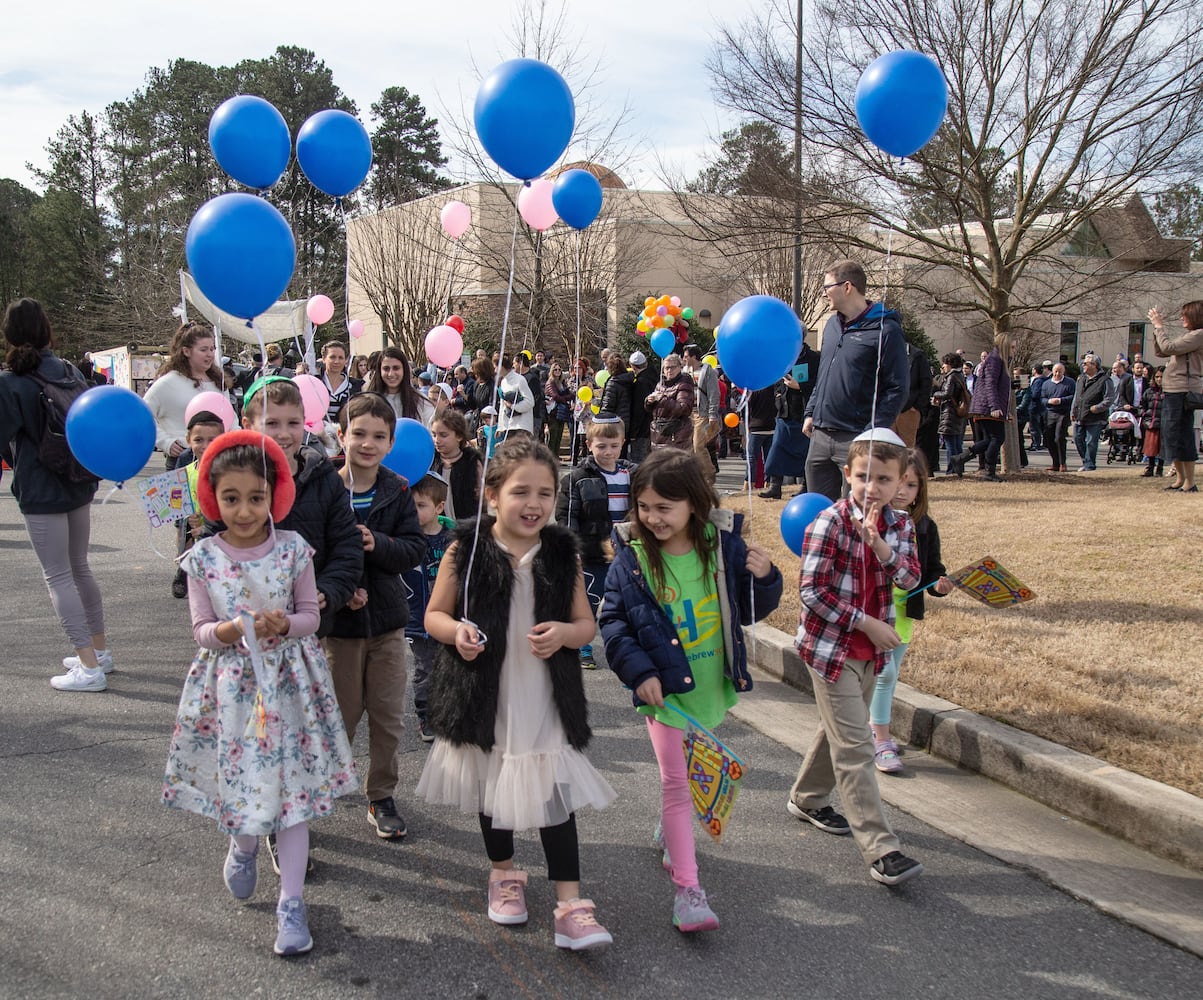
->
xmin=50 ymin=663 xmax=107 ymax=692
xmin=61 ymin=649 xmax=114 ymax=675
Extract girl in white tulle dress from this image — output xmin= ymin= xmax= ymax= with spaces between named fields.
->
xmin=416 ymin=436 xmax=615 ymax=951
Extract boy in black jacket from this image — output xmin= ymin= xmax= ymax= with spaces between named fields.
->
xmin=554 ymin=417 xmax=635 ymax=668
xmin=401 ymin=473 xmax=456 ymax=743
xmin=327 ymin=393 xmax=426 ymax=840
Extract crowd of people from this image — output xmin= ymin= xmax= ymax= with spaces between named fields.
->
xmin=3 ymin=274 xmax=1201 ymax=962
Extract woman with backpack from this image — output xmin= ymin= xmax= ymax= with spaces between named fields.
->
xmin=0 ymin=299 xmax=111 ymax=692
xmin=931 ymin=352 xmax=969 ymax=474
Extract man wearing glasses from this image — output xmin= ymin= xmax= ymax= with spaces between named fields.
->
xmin=802 ymin=260 xmax=911 ymax=500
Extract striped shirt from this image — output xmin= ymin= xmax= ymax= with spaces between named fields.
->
xmin=600 ymin=466 xmax=631 ymax=523
xmin=351 ymin=487 xmax=376 ymax=515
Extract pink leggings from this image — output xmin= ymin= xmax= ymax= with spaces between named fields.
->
xmin=647 ymin=717 xmax=698 ymax=889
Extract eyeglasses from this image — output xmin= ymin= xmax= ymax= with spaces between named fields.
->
xmin=821 ymin=281 xmax=847 ymax=291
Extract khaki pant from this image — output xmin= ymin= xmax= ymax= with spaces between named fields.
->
xmin=789 ymin=657 xmax=900 ymax=863
xmin=325 ymin=630 xmax=408 ymax=802
xmin=692 ymin=412 xmax=719 ymax=482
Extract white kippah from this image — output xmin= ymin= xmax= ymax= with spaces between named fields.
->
xmin=853 ymin=427 xmax=907 ymax=447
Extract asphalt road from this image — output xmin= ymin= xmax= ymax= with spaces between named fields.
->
xmin=0 ymin=473 xmax=1198 ymax=1000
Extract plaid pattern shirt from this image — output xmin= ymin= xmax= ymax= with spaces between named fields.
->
xmin=795 ymin=498 xmax=920 ymax=683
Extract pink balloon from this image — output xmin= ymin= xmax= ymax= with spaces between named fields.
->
xmin=293 ymin=374 xmax=330 ymax=430
xmin=184 ymin=390 xmax=237 ymax=432
xmin=306 ymin=294 xmax=334 ymax=326
xmin=518 ymin=178 xmax=557 ymax=231
xmin=669 ymin=296 xmax=682 ymax=308
xmin=348 ymin=319 xmax=365 ymax=339
xmin=425 ymin=324 xmax=464 ymax=368
xmin=440 ymin=200 xmax=471 ymax=239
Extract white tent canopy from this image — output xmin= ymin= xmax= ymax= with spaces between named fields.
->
xmin=180 ymin=272 xmax=313 ymax=359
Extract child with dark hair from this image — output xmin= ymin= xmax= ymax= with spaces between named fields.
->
xmin=430 ymin=407 xmax=483 ymax=519
xmin=325 ymin=393 xmax=426 ymax=841
xmin=170 ymin=410 xmax=226 ymax=599
xmin=163 ymin=431 xmax=357 ymax=956
xmin=600 ymin=448 xmax=782 ymax=933
xmin=402 ymin=473 xmax=456 ymax=742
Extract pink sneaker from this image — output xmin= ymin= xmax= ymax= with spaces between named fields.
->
xmin=874 ymin=738 xmax=904 ymax=774
xmin=553 ymin=899 xmax=612 ymax=951
xmin=487 ymin=869 xmax=528 ymax=925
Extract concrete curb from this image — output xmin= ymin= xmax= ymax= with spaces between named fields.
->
xmin=746 ymin=624 xmax=1203 ymax=873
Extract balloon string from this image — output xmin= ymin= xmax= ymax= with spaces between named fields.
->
xmin=338 ymin=201 xmax=352 ymax=357
xmin=460 ymin=203 xmax=522 ymax=619
xmin=520 ymin=232 xmax=540 ymax=353
xmin=734 ymin=388 xmax=757 ymax=665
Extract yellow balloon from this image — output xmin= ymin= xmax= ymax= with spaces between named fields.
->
xmin=703 ymin=354 xmax=719 ymax=368
xmin=577 ymin=386 xmax=593 ymax=402
xmin=595 ymin=369 xmax=610 ymax=388
xmin=590 ymin=404 xmax=600 ymax=414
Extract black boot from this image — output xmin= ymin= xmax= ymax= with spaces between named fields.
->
xmin=947 ymin=449 xmax=972 ymax=478
xmin=1142 ymin=464 xmax=1155 ymax=477
xmin=982 ymin=465 xmax=1002 ymax=482
xmin=1155 ymin=461 xmax=1165 ymax=476
xmin=758 ymin=477 xmax=783 ymax=500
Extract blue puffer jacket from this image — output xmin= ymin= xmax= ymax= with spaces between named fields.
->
xmin=599 ymin=508 xmax=783 ymax=708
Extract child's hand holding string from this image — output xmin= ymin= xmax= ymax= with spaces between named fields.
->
xmin=934 ymin=575 xmax=954 ymax=596
xmin=745 ymin=542 xmax=773 ymax=579
xmin=455 ymin=620 xmax=485 ymax=661
xmin=259 ymin=609 xmax=289 ymax=637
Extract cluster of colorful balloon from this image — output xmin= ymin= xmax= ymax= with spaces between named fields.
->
xmin=636 ymin=294 xmax=694 ymax=358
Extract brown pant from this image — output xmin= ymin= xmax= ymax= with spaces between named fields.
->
xmin=893 ymin=407 xmax=920 ymax=447
xmin=325 ymin=630 xmax=408 ymax=802
xmin=789 ymin=657 xmax=900 ymax=864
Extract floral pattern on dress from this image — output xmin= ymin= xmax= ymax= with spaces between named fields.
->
xmin=162 ymin=530 xmax=358 ymax=835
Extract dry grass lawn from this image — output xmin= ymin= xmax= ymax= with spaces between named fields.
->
xmin=735 ymin=466 xmax=1203 ymax=798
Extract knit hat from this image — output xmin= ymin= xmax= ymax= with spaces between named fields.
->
xmin=196 ymin=430 xmax=296 ymax=524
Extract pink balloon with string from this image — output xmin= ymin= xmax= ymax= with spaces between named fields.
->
xmin=518 ymin=178 xmax=557 ymax=231
xmin=348 ymin=319 xmax=365 ymax=339
xmin=306 ymin=294 xmax=334 ymax=325
xmin=293 ymin=374 xmax=330 ymax=430
xmin=184 ymin=390 xmax=237 ymax=432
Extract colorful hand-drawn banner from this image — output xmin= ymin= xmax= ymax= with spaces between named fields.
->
xmin=949 ymin=555 xmax=1035 ymax=608
xmin=138 ymin=467 xmax=195 ymax=528
xmin=666 ymin=705 xmax=746 ymax=842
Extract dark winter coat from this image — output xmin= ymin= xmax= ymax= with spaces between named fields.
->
xmin=628 ymin=367 xmax=658 ymax=441
xmin=598 ymin=370 xmax=635 ymax=432
xmin=599 ymin=509 xmax=783 ymax=709
xmin=968 ymin=348 xmax=1011 ymax=419
xmin=1071 ymin=371 xmax=1112 ymax=425
xmin=645 ymin=373 xmax=695 ymax=449
xmin=425 ymin=518 xmax=592 ymax=752
xmin=524 ymin=369 xmax=547 ymax=424
xmin=555 ymin=455 xmax=634 ymax=565
xmin=0 ymin=350 xmax=98 ymax=515
xmin=436 ymin=445 xmax=483 ymax=521
xmin=545 ymin=377 xmax=575 ymax=423
xmin=904 ymin=513 xmax=947 ymax=621
xmin=931 ymin=369 xmax=968 ymax=436
xmin=329 ymin=466 xmax=425 ymax=639
xmin=806 ymin=303 xmax=909 ymax=431
xmin=904 ymin=344 xmax=934 ymax=414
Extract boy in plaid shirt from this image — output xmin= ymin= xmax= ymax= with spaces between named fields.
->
xmin=787 ymin=429 xmax=925 ymax=885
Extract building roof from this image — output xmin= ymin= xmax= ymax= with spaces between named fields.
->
xmin=549 ymin=161 xmax=627 ymax=190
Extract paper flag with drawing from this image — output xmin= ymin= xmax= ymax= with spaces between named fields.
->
xmin=138 ymin=467 xmax=195 ymax=528
xmin=665 ymin=704 xmax=746 ymax=843
xmin=949 ymin=555 xmax=1035 ymax=608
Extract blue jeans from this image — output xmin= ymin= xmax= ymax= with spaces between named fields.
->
xmin=1073 ymin=421 xmax=1104 ymax=469
xmin=940 ymin=433 xmax=964 ymax=472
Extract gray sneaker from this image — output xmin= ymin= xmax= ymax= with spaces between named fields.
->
xmin=223 ymin=839 xmax=258 ymax=900
xmin=274 ymin=896 xmax=313 ymax=956
xmin=672 ymin=885 xmax=720 ymax=933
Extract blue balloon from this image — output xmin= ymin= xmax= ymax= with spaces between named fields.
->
xmin=474 ymin=59 xmax=575 ymax=180
xmin=650 ymin=329 xmax=675 ymax=358
xmin=716 ymin=295 xmax=803 ymax=392
xmin=855 ymin=51 xmax=948 ymax=158
xmin=296 ymin=110 xmax=372 ymax=198
xmin=552 ymin=168 xmax=603 ymax=229
xmin=209 ymin=95 xmax=291 ymax=190
xmin=382 ymin=418 xmax=435 ymax=484
xmin=780 ymin=492 xmax=832 ymax=557
xmin=186 ymin=193 xmax=296 ymax=320
xmin=65 ymin=386 xmax=156 ymax=484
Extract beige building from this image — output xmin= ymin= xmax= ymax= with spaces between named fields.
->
xmin=897 ymin=195 xmax=1201 ymax=367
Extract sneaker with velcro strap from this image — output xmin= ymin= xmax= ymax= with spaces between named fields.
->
xmin=786 ymin=801 xmax=851 ymax=835
xmin=870 ymin=851 xmax=924 ymax=886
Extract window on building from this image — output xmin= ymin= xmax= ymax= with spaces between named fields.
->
xmin=1059 ymin=321 xmax=1079 ymax=364
xmin=1128 ymin=321 xmax=1146 ymax=361
xmin=1060 ymin=222 xmax=1111 ymax=258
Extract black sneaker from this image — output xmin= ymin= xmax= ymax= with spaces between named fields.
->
xmin=264 ymin=833 xmax=316 ymax=876
xmin=870 ymin=851 xmax=923 ymax=886
xmin=786 ymin=801 xmax=851 ymax=835
xmin=170 ymin=570 xmax=188 ymax=599
xmin=417 ymin=717 xmax=436 ymax=743
xmin=368 ymin=797 xmax=408 ymax=840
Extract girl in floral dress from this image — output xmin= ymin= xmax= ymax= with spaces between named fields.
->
xmin=162 ymin=431 xmax=356 ymax=957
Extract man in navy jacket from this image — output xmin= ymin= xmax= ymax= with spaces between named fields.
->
xmin=803 ymin=260 xmax=910 ymax=500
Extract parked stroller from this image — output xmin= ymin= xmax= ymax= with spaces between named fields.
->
xmin=1105 ymin=411 xmax=1140 ymax=465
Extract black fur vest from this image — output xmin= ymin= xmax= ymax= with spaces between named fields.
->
xmin=426 ymin=516 xmax=592 ymax=752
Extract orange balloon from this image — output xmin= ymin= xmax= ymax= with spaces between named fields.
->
xmin=644 ymin=297 xmax=655 ymax=308
xmin=658 ymin=294 xmax=671 ymax=306
xmin=724 ymin=412 xmax=740 ymax=428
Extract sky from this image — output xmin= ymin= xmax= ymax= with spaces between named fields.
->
xmin=1 ymin=0 xmax=769 ymax=193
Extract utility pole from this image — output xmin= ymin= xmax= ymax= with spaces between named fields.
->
xmin=792 ymin=0 xmax=803 ymax=317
